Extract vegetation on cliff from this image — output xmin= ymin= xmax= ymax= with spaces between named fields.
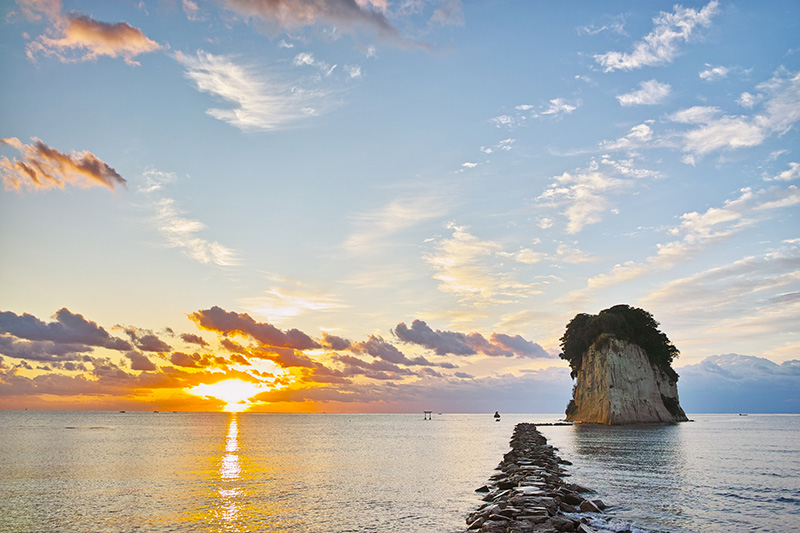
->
xmin=559 ymin=304 xmax=680 ymax=381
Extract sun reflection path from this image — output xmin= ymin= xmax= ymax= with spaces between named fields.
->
xmin=217 ymin=414 xmax=242 ymax=531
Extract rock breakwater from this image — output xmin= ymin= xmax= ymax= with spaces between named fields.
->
xmin=465 ymin=423 xmax=608 ymax=533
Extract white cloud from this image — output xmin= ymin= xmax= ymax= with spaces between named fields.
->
xmin=177 ymin=50 xmax=333 ymax=131
xmin=460 ymin=162 xmax=478 ymax=169
xmin=569 ymin=185 xmax=800 ymax=298
xmin=537 ymin=156 xmax=656 ymax=234
xmin=616 ymin=79 xmax=671 ymax=106
xmin=491 ymin=115 xmax=516 ymax=128
xmin=595 ymin=1 xmax=719 ymax=72
xmin=669 ymin=106 xmax=721 ymax=124
xmin=541 ymin=98 xmax=578 ymax=116
xmin=764 ymin=162 xmax=800 ymax=182
xmin=578 ymin=14 xmax=626 ymax=36
xmin=142 ymin=176 xmax=239 ymax=267
xmin=737 ymin=91 xmax=762 ymax=108
xmin=699 ymin=64 xmax=728 ymax=81
xmin=675 ymin=69 xmax=800 ymax=158
xmin=600 ymin=122 xmax=655 ymax=152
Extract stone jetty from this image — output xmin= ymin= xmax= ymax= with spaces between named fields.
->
xmin=465 ymin=423 xmax=609 ymax=533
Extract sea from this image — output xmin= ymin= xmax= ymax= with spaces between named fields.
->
xmin=1 ymin=411 xmax=798 ymax=533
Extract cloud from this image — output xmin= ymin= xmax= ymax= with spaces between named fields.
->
xmin=239 ymin=282 xmax=347 ymax=324
xmin=569 ymin=186 xmax=800 ymax=299
xmin=599 ymin=122 xmax=656 ymax=152
xmin=321 ymin=333 xmax=352 ymax=351
xmin=616 ymin=79 xmax=671 ymax=106
xmin=21 ymin=0 xmax=163 ymax=66
xmin=594 ymin=1 xmax=719 ymax=72
xmin=353 ymin=335 xmax=439 ymax=366
xmin=500 ymin=99 xmax=580 ymax=126
xmin=640 ymin=242 xmax=800 ymax=344
xmin=764 ymin=162 xmax=800 ymax=182
xmin=180 ymin=333 xmax=209 ymax=347
xmin=699 ymin=64 xmax=729 ymax=81
xmin=221 ymin=0 xmax=401 ymax=41
xmin=125 ymin=351 xmax=157 ymax=371
xmin=425 ymin=223 xmax=544 ymax=306
xmin=332 ymin=353 xmax=416 ymax=380
xmin=0 ymin=334 xmax=93 ymax=362
xmin=0 ymin=308 xmax=131 ymax=351
xmin=578 ymin=14 xmax=626 ymax=36
xmin=674 ymin=69 xmax=800 ymax=159
xmin=540 ymin=98 xmax=578 ymax=116
xmin=344 ymin=192 xmax=450 ymax=254
xmin=140 ymin=170 xmax=239 ymax=267
xmin=189 ymin=306 xmax=320 ymax=351
xmin=393 ymin=319 xmax=550 ymax=358
xmin=678 ymin=354 xmax=800 ymax=413
xmin=151 ymin=197 xmax=239 ymax=266
xmin=537 ymin=156 xmax=656 ymax=234
xmin=182 ymin=0 xmax=203 ymax=21
xmin=429 ymin=0 xmax=464 ymax=27
xmin=120 ymin=326 xmax=172 ymax=352
xmin=0 ymin=137 xmax=126 ymax=192
xmin=177 ymin=50 xmax=333 ymax=131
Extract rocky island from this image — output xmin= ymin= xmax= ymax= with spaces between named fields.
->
xmin=560 ymin=305 xmax=688 ymax=425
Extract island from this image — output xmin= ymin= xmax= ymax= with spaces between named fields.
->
xmin=560 ymin=305 xmax=688 ymax=425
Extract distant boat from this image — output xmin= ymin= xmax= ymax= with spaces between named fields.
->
xmin=494 ymin=411 xmax=501 ymax=421
xmin=739 ymin=413 xmax=748 ymax=416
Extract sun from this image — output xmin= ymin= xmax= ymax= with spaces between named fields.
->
xmin=186 ymin=379 xmax=264 ymax=412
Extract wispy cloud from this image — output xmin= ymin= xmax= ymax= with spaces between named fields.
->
xmin=537 ymin=156 xmax=657 ymax=234
xmin=177 ymin=50 xmax=334 ymax=131
xmin=141 ymin=170 xmax=239 ymax=267
xmin=674 ymin=69 xmax=800 ymax=162
xmin=239 ymin=278 xmax=348 ymax=324
xmin=344 ymin=192 xmax=450 ymax=254
xmin=595 ymin=1 xmax=719 ymax=72
xmin=617 ymin=79 xmax=671 ymax=106
xmin=425 ymin=223 xmax=544 ymax=306
xmin=20 ymin=0 xmax=163 ymax=65
xmin=0 ymin=137 xmax=126 ymax=192
xmin=568 ymin=185 xmax=800 ymax=300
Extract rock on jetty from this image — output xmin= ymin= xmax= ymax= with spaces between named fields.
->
xmin=465 ymin=423 xmax=607 ymax=533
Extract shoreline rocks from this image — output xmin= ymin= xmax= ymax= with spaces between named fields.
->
xmin=464 ymin=423 xmax=612 ymax=533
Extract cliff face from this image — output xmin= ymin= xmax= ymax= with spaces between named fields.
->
xmin=566 ymin=335 xmax=688 ymax=424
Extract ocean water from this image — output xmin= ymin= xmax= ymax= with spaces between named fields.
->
xmin=0 ymin=411 xmax=798 ymax=532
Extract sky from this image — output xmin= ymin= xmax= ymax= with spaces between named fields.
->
xmin=1 ymin=0 xmax=799 ymax=413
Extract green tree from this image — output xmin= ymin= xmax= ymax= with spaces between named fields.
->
xmin=559 ymin=305 xmax=680 ymax=381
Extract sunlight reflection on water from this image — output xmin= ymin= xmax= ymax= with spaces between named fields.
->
xmin=216 ymin=414 xmax=241 ymax=531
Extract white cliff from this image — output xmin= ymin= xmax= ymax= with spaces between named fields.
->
xmin=566 ymin=335 xmax=688 ymax=424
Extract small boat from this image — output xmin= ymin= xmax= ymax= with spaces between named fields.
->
xmin=494 ymin=411 xmax=501 ymax=421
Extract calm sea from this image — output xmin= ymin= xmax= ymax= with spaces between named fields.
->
xmin=0 ymin=412 xmax=798 ymax=532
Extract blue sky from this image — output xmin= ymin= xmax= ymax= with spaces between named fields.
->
xmin=0 ymin=0 xmax=798 ymax=412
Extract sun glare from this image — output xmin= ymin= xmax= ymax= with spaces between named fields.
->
xmin=186 ymin=379 xmax=264 ymax=412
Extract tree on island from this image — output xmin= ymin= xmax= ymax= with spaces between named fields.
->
xmin=559 ymin=304 xmax=680 ymax=382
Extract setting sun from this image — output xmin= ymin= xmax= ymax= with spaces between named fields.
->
xmin=186 ymin=379 xmax=264 ymax=412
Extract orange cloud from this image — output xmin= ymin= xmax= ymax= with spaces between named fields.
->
xmin=19 ymin=0 xmax=163 ymax=65
xmin=0 ymin=137 xmax=126 ymax=192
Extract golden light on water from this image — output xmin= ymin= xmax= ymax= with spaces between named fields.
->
xmin=186 ymin=379 xmax=264 ymax=412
